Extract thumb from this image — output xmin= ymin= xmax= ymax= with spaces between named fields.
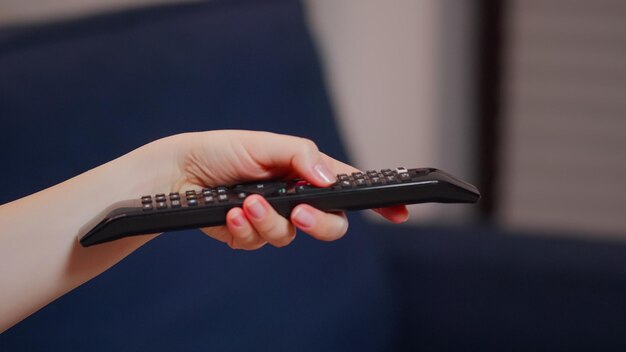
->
xmin=238 ymin=131 xmax=336 ymax=186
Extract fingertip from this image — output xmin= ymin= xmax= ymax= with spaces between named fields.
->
xmin=291 ymin=204 xmax=348 ymax=242
xmin=226 ymin=207 xmax=247 ymax=228
xmin=243 ymin=194 xmax=268 ymax=220
xmin=312 ymin=162 xmax=336 ymax=186
xmin=295 ymin=141 xmax=336 ymax=186
xmin=375 ymin=205 xmax=410 ymax=223
xmin=291 ymin=205 xmax=316 ymax=229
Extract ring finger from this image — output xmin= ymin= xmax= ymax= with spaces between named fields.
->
xmin=225 ymin=207 xmax=267 ymax=250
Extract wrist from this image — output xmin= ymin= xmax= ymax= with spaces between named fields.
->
xmin=110 ymin=134 xmax=186 ymax=198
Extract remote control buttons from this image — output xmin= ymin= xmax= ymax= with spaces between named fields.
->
xmin=295 ymin=181 xmax=329 ymax=194
xmin=168 ymin=192 xmax=181 ymax=208
xmin=137 ymin=166 xmax=427 ymax=214
xmin=234 ymin=182 xmax=288 ymax=197
xmin=396 ymin=167 xmax=411 ymax=181
xmin=141 ymin=196 xmax=153 ymax=211
xmin=366 ymin=170 xmax=379 ymax=178
xmin=294 ymin=180 xmax=308 ymax=188
xmin=185 ymin=191 xmax=199 ymax=206
xmin=155 ymin=194 xmax=167 ymax=209
xmin=353 ymin=173 xmax=367 ymax=187
xmin=370 ymin=176 xmax=382 ymax=185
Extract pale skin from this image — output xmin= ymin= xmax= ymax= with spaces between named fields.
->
xmin=0 ymin=130 xmax=408 ymax=333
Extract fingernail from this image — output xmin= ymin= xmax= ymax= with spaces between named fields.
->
xmin=246 ymin=198 xmax=266 ymax=220
xmin=231 ymin=213 xmax=246 ymax=227
xmin=313 ymin=163 xmax=335 ymax=183
xmin=293 ymin=207 xmax=316 ymax=228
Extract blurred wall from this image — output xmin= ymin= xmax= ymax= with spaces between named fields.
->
xmin=498 ymin=0 xmax=626 ymax=239
xmin=305 ymin=0 xmax=478 ymax=223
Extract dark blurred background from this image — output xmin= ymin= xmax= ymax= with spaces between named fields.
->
xmin=1 ymin=0 xmax=625 ymax=350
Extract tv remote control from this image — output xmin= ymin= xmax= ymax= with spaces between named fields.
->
xmin=80 ymin=167 xmax=479 ymax=247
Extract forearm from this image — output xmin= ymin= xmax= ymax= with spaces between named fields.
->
xmin=0 ymin=141 xmax=175 ymax=332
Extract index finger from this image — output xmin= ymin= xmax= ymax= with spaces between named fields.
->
xmin=237 ymin=131 xmax=409 ymax=223
xmin=235 ymin=131 xmax=337 ymax=187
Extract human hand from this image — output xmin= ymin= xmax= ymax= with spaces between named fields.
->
xmin=0 ymin=130 xmax=409 ymax=331
xmin=144 ymin=130 xmax=408 ymax=250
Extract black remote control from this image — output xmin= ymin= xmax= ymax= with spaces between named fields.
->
xmin=79 ymin=167 xmax=479 ymax=247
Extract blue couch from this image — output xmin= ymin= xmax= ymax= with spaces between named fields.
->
xmin=1 ymin=1 xmax=625 ymax=350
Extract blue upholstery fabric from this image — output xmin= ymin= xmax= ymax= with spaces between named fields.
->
xmin=1 ymin=1 xmax=626 ymax=351
xmin=380 ymin=226 xmax=626 ymax=351
xmin=0 ymin=1 xmax=395 ymax=350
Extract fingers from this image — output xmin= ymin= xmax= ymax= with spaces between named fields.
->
xmin=238 ymin=132 xmax=336 ymax=187
xmin=194 ymin=131 xmax=411 ymax=251
xmin=241 ymin=195 xmax=296 ymax=248
xmin=206 ymin=201 xmax=406 ymax=250
xmin=205 ymin=198 xmax=405 ymax=250
xmin=201 ymin=194 xmax=297 ymax=250
xmin=291 ymin=204 xmax=349 ymax=242
xmin=224 ymin=207 xmax=267 ymax=250
xmin=373 ymin=205 xmax=410 ymax=223
xmin=207 ymin=195 xmax=346 ymax=249
xmin=200 ymin=210 xmax=267 ymax=251
xmin=208 ymin=200 xmax=298 ymax=250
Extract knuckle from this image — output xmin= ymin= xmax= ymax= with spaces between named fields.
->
xmin=257 ymin=219 xmax=282 ymax=238
xmin=230 ymin=226 xmax=250 ymax=241
xmin=230 ymin=224 xmax=261 ymax=247
xmin=338 ymin=218 xmax=349 ymax=237
xmin=227 ymin=238 xmax=239 ymax=250
xmin=271 ymin=240 xmax=290 ymax=248
xmin=318 ymin=215 xmax=348 ymax=241
xmin=230 ymin=236 xmax=266 ymax=251
xmin=298 ymin=138 xmax=319 ymax=154
xmin=249 ymin=241 xmax=268 ymax=250
xmin=254 ymin=212 xmax=290 ymax=239
xmin=240 ymin=242 xmax=265 ymax=251
xmin=271 ymin=230 xmax=296 ymax=248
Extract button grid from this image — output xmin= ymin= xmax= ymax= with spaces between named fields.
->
xmin=139 ymin=167 xmax=423 ymax=210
